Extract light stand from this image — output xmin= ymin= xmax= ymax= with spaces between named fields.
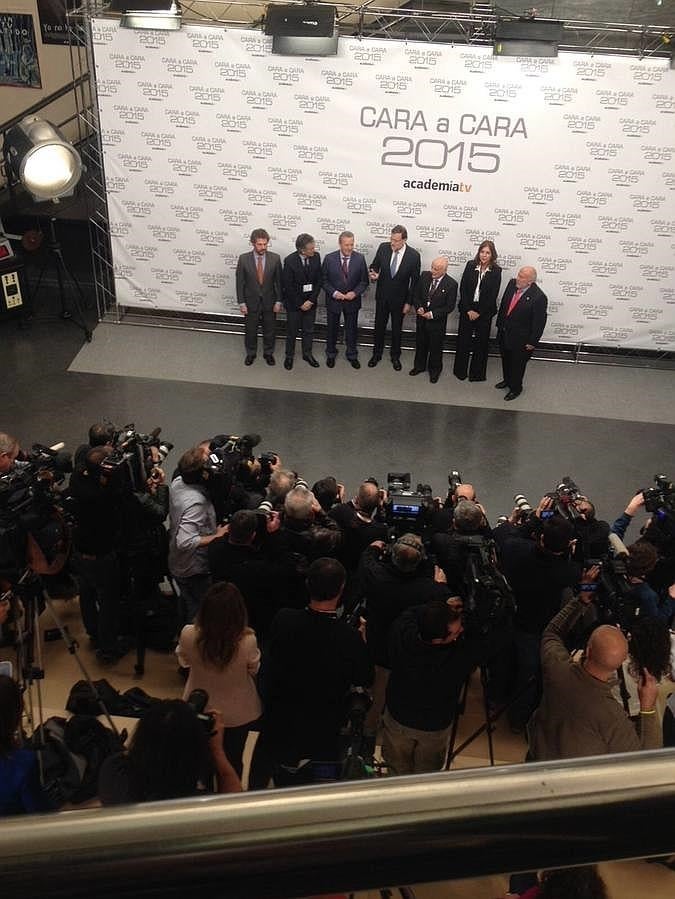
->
xmin=30 ymin=216 xmax=93 ymax=341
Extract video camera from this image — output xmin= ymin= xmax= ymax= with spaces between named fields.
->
xmin=385 ymin=472 xmax=435 ymax=535
xmin=642 ymin=474 xmax=675 ymax=537
xmin=101 ymin=424 xmax=173 ymax=493
xmin=453 ymin=534 xmax=514 ymax=635
xmin=586 ymin=534 xmax=638 ymax=632
xmin=185 ymin=688 xmax=216 ymax=736
xmin=0 ymin=442 xmax=73 ymax=575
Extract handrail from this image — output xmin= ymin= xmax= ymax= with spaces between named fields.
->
xmin=0 ymin=74 xmax=90 ymax=136
xmin=2 ymin=749 xmax=675 ymax=898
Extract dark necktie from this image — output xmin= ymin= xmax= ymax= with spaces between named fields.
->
xmin=429 ymin=278 xmax=439 ymax=298
xmin=341 ymin=256 xmax=349 ymax=280
xmin=304 ymin=257 xmax=310 ymax=276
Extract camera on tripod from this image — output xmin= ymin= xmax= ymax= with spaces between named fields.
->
xmin=384 ymin=472 xmax=435 ymax=534
xmin=0 ymin=442 xmax=73 ymax=574
xmin=454 ymin=534 xmax=515 ymax=635
xmin=101 ymin=424 xmax=173 ymax=493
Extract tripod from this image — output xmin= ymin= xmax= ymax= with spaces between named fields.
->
xmin=444 ymin=665 xmax=536 ymax=770
xmin=7 ymin=568 xmax=121 ymax=744
xmin=30 ymin=216 xmax=92 ymax=342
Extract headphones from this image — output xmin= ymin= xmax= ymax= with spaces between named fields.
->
xmin=393 ymin=535 xmax=427 ymax=564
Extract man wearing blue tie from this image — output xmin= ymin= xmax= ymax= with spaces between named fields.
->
xmin=368 ymin=225 xmax=421 ymax=371
xmin=321 ymin=231 xmax=370 ymax=369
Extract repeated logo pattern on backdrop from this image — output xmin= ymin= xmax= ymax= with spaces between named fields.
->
xmin=91 ymin=19 xmax=675 ymax=350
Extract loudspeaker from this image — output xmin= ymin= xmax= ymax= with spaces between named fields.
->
xmin=495 ymin=19 xmax=564 ymax=42
xmin=265 ymin=4 xmax=336 ymax=38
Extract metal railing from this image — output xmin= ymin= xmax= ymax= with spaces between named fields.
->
xmin=2 ymin=749 xmax=675 ymax=898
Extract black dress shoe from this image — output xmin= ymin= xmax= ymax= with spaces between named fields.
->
xmin=469 ymin=376 xmax=486 ymax=382
xmin=350 ymin=359 xmax=361 ymax=370
xmin=244 ymin=354 xmax=256 ymax=366
xmin=505 ymin=390 xmax=521 ymax=401
xmin=392 ymin=359 xmax=402 ymax=371
xmin=429 ymin=373 xmax=439 ymax=384
xmin=367 ymin=356 xmax=380 ymax=368
xmin=454 ymin=372 xmax=467 ymax=381
xmin=264 ymin=354 xmax=275 ymax=366
xmin=303 ymin=354 xmax=320 ymax=368
xmin=495 ymin=380 xmax=508 ymax=389
xmin=284 ymin=357 xmax=293 ymax=370
xmin=409 ymin=368 xmax=424 ymax=376
xmin=326 ymin=357 xmax=335 ymax=368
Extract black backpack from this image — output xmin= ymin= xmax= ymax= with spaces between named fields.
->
xmin=31 ymin=714 xmax=125 ymax=805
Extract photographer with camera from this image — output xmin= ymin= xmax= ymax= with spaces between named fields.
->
xmin=73 ymin=422 xmax=116 ymax=472
xmin=118 ymin=460 xmax=170 ymax=631
xmin=611 ymin=492 xmax=675 ymax=624
xmin=358 ymin=533 xmax=450 ymax=735
xmin=430 ymin=500 xmax=491 ymax=593
xmin=208 ymin=509 xmax=290 ymax=644
xmin=168 ymin=446 xmax=228 ymax=623
xmin=382 ymin=598 xmax=499 ymax=776
xmin=0 ymin=433 xmax=20 ymax=474
xmin=68 ymin=446 xmax=125 ymax=665
xmin=98 ymin=697 xmax=242 ymax=805
xmin=278 ymin=485 xmax=342 ymax=565
xmin=498 ymin=500 xmax=582 ymax=733
xmin=260 ymin=558 xmax=373 ymax=786
xmin=329 ymin=480 xmax=389 ymax=574
xmin=530 ymin=566 xmax=662 ymax=761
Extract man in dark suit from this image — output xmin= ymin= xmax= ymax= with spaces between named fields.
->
xmin=495 ymin=265 xmax=548 ymax=400
xmin=368 ymin=225 xmax=421 ymax=371
xmin=282 ymin=233 xmax=322 ymax=370
xmin=409 ymin=257 xmax=457 ymax=384
xmin=235 ymin=227 xmax=283 ymax=366
xmin=322 ymin=230 xmax=369 ymax=369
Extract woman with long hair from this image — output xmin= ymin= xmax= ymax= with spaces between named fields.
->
xmin=177 ymin=581 xmax=266 ymax=788
xmin=98 ymin=699 xmax=241 ymax=804
xmin=453 ymin=239 xmax=502 ymax=382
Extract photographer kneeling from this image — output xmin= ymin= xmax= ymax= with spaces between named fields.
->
xmin=98 ymin=697 xmax=241 ymax=804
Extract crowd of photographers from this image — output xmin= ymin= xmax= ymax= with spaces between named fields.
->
xmin=1 ymin=425 xmax=675 ymax=813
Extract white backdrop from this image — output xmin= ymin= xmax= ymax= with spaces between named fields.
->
xmin=91 ymin=20 xmax=675 ymax=350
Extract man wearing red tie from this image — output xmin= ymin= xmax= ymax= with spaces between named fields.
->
xmin=409 ymin=257 xmax=457 ymax=383
xmin=495 ymin=266 xmax=548 ymax=401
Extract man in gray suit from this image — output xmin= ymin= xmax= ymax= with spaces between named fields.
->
xmin=236 ymin=228 xmax=283 ymax=365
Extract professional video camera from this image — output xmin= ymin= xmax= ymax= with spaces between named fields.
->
xmin=100 ymin=424 xmax=173 ymax=493
xmin=642 ymin=474 xmax=675 ymax=536
xmin=544 ymin=476 xmax=582 ymax=522
xmin=453 ymin=534 xmax=514 ymax=635
xmin=185 ymin=688 xmax=216 ymax=735
xmin=0 ymin=443 xmax=73 ymax=575
xmin=384 ymin=472 xmax=435 ymax=535
xmin=586 ymin=534 xmax=638 ymax=632
xmin=340 ymin=687 xmax=375 ymax=781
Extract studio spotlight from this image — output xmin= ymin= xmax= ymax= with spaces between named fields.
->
xmin=3 ymin=116 xmax=83 ymax=203
xmin=109 ymin=0 xmax=183 ymax=31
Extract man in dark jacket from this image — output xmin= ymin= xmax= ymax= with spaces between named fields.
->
xmin=499 ymin=512 xmax=581 ymax=731
xmin=495 ymin=265 xmax=547 ymax=400
xmin=382 ymin=601 xmax=489 ymax=775
xmin=260 ymin=558 xmax=374 ymax=785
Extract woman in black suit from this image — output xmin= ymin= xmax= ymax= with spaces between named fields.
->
xmin=453 ymin=240 xmax=502 ymax=382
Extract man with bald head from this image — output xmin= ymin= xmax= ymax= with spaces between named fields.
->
xmin=495 ymin=265 xmax=548 ymax=400
xmin=530 ymin=568 xmax=661 ymax=761
xmin=409 ymin=257 xmax=458 ymax=383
